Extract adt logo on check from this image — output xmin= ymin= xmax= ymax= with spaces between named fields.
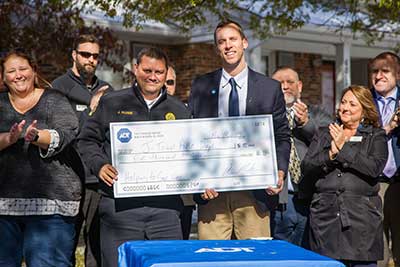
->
xmin=117 ymin=128 xmax=132 ymax=143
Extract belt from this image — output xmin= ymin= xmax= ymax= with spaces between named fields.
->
xmin=276 ymin=203 xmax=287 ymax=212
xmin=378 ymin=174 xmax=400 ymax=184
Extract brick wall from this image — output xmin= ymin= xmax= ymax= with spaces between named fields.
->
xmin=292 ymin=53 xmax=323 ymax=105
xmin=162 ymin=43 xmax=222 ymax=101
xmin=163 ymin=46 xmax=323 ymax=105
xmin=38 ymin=44 xmax=323 ymax=106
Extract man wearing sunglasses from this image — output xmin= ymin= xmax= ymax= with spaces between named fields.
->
xmin=52 ymin=34 xmax=113 ymax=267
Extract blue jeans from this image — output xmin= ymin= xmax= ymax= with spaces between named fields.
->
xmin=270 ymin=193 xmax=309 ymax=247
xmin=0 ymin=215 xmax=76 ymax=267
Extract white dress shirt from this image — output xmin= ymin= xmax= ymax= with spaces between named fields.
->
xmin=218 ymin=66 xmax=249 ymax=117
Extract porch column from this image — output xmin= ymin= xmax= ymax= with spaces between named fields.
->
xmin=335 ymin=40 xmax=351 ymax=108
xmin=246 ymin=40 xmax=266 ymax=75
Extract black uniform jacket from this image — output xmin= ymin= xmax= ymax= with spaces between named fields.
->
xmin=52 ymin=69 xmax=113 ymax=184
xmin=52 ymin=69 xmax=113 ymax=118
xmin=77 ymin=84 xmax=191 ymax=209
xmin=302 ymin=125 xmax=388 ymax=261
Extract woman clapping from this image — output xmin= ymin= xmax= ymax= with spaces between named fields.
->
xmin=0 ymin=50 xmax=82 ymax=267
xmin=302 ymin=85 xmax=388 ymax=267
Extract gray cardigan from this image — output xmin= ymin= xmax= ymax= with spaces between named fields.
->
xmin=0 ymin=89 xmax=82 ymax=216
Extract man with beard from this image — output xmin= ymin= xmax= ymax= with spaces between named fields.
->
xmin=52 ymin=34 xmax=113 ymax=267
xmin=271 ymin=66 xmax=331 ymax=247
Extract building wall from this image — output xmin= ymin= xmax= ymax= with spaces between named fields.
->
xmin=39 ymin=43 xmax=324 ymax=108
xmin=294 ymin=53 xmax=323 ymax=106
xmin=162 ymin=43 xmax=222 ymax=101
xmin=276 ymin=51 xmax=323 ymax=106
xmin=164 ymin=45 xmax=324 ymax=106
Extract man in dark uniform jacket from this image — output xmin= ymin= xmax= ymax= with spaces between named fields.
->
xmin=78 ymin=47 xmax=191 ymax=267
xmin=52 ymin=34 xmax=113 ymax=267
xmin=189 ymin=20 xmax=290 ymax=240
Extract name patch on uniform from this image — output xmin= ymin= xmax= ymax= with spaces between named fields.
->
xmin=349 ymin=136 xmax=362 ymax=142
xmin=76 ymin=104 xmax=88 ymax=112
xmin=165 ymin=112 xmax=176 ymax=120
xmin=117 ymin=111 xmax=134 ymax=115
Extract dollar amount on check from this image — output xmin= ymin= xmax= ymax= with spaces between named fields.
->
xmin=110 ymin=115 xmax=279 ymax=198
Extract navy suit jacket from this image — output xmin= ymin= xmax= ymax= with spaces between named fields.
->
xmin=189 ymin=68 xmax=291 ymax=207
xmin=372 ymin=88 xmax=400 ymax=173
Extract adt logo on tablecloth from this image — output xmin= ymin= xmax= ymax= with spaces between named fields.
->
xmin=117 ymin=128 xmax=132 ymax=143
xmin=195 ymin=247 xmax=255 ymax=253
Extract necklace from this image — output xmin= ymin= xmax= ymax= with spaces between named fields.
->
xmin=8 ymin=88 xmax=38 ymax=114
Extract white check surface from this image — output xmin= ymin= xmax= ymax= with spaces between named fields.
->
xmin=110 ymin=115 xmax=278 ymax=198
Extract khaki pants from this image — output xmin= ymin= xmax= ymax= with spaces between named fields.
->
xmin=198 ymin=191 xmax=270 ymax=240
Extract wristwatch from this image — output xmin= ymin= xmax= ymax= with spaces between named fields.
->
xmin=32 ymin=131 xmax=39 ymax=142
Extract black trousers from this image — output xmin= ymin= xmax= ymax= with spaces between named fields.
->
xmin=99 ymin=197 xmax=182 ymax=267
xmin=73 ymin=184 xmax=102 ymax=267
xmin=180 ymin=205 xmax=195 ymax=240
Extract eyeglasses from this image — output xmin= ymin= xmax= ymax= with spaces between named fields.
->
xmin=166 ymin=79 xmax=175 ymax=86
xmin=76 ymin=51 xmax=99 ymax=60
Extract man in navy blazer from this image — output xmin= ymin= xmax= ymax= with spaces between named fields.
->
xmin=189 ymin=19 xmax=290 ymax=240
xmin=370 ymin=52 xmax=400 ymax=267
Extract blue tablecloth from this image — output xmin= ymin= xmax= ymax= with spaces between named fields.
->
xmin=118 ymin=240 xmax=345 ymax=267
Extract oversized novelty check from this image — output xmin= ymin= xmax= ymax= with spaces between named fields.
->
xmin=110 ymin=115 xmax=279 ymax=198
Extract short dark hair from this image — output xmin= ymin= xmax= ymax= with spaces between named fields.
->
xmin=137 ymin=47 xmax=169 ymax=69
xmin=369 ymin=51 xmax=400 ymax=73
xmin=272 ymin=66 xmax=300 ymax=80
xmin=74 ymin=34 xmax=100 ymax=51
xmin=214 ymin=19 xmax=246 ymax=45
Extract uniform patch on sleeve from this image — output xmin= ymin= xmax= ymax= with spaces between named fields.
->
xmin=165 ymin=112 xmax=176 ymax=120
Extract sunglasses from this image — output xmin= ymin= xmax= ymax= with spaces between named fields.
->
xmin=77 ymin=51 xmax=99 ymax=60
xmin=166 ymin=79 xmax=175 ymax=86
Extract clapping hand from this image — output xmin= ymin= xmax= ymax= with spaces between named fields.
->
xmin=329 ymin=123 xmax=347 ymax=150
xmin=384 ymin=108 xmax=400 ymax=134
xmin=293 ymin=99 xmax=309 ymax=126
xmin=24 ymin=120 xmax=39 ymax=143
xmin=8 ymin=120 xmax=26 ymax=144
xmin=90 ymin=85 xmax=109 ymax=112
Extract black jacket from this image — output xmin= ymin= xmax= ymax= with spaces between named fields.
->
xmin=52 ymin=69 xmax=113 ymax=117
xmin=52 ymin=69 xmax=113 ymax=184
xmin=77 ymin=84 xmax=191 ymax=210
xmin=302 ymin=125 xmax=388 ymax=261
